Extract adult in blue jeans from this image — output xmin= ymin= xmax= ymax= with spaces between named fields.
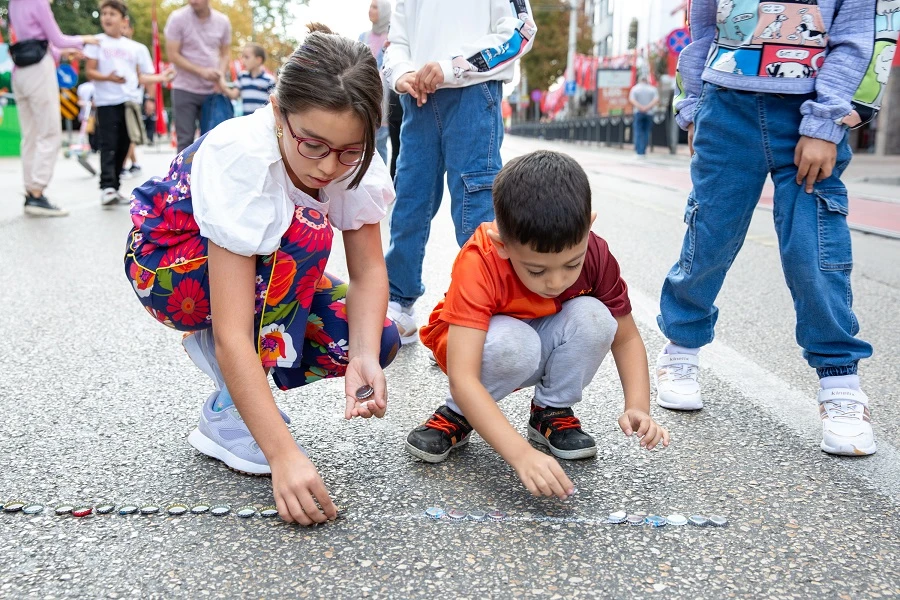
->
xmin=381 ymin=0 xmax=538 ymax=344
xmin=628 ymin=76 xmax=659 ymax=157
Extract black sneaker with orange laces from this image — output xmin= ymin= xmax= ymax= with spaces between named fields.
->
xmin=406 ymin=405 xmax=473 ymax=463
xmin=527 ymin=403 xmax=597 ymax=460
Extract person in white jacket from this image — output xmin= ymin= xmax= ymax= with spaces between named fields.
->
xmin=382 ymin=0 xmax=537 ymax=345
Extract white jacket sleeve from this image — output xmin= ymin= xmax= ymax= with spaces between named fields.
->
xmin=383 ymin=0 xmax=414 ymax=93
xmin=437 ymin=0 xmax=537 ymax=86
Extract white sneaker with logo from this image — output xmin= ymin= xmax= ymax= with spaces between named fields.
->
xmin=818 ymin=388 xmax=876 ymax=456
xmin=388 ymin=301 xmax=419 ymax=345
xmin=655 ymin=350 xmax=702 ymax=410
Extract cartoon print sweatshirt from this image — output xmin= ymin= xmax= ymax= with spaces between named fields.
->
xmin=674 ymin=0 xmax=889 ymax=144
xmin=383 ymin=0 xmax=537 ymax=93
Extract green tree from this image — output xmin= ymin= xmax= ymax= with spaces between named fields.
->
xmin=521 ymin=1 xmax=593 ymax=92
xmin=0 ymin=0 xmax=100 ymax=37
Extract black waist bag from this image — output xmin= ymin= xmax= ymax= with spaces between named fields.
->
xmin=9 ymin=39 xmax=50 ymax=68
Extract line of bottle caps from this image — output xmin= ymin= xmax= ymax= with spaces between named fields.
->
xmin=424 ymin=507 xmax=728 ymax=527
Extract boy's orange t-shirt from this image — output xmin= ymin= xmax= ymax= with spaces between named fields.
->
xmin=420 ymin=223 xmax=632 ymax=372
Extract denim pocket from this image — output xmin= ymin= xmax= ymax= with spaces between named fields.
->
xmin=680 ymin=193 xmax=699 ymax=274
xmin=461 ymin=170 xmax=499 ymax=235
xmin=815 ymin=189 xmax=852 ymax=271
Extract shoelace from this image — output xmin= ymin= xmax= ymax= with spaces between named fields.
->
xmin=425 ymin=413 xmax=465 ymax=436
xmin=546 ymin=415 xmax=582 ymax=432
xmin=822 ymin=400 xmax=865 ymax=422
xmin=669 ymin=364 xmax=699 ymax=381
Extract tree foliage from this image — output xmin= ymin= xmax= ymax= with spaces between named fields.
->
xmin=521 ymin=1 xmax=594 ymax=93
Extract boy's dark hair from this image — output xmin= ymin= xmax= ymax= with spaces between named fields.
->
xmin=99 ymin=0 xmax=127 ymax=17
xmin=245 ymin=43 xmax=266 ymax=62
xmin=493 ymin=150 xmax=592 ymax=253
xmin=275 ymin=23 xmax=381 ymax=189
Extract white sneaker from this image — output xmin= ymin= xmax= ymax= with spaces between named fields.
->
xmin=100 ymin=187 xmax=120 ymax=207
xmin=655 ymin=350 xmax=702 ymax=410
xmin=388 ymin=301 xmax=419 ymax=345
xmin=818 ymin=388 xmax=877 ymax=456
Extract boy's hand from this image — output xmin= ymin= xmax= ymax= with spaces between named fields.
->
xmin=106 ymin=72 xmax=126 ymax=84
xmin=794 ymin=136 xmax=837 ymax=194
xmin=414 ymin=62 xmax=444 ymax=100
xmin=270 ymin=450 xmax=338 ymax=525
xmin=396 ymin=72 xmax=420 ymax=102
xmin=618 ymin=409 xmax=669 ymax=449
xmin=344 ymin=356 xmax=387 ymax=420
xmin=162 ymin=67 xmax=176 ymax=83
xmin=687 ymin=122 xmax=695 ymax=157
xmin=510 ymin=448 xmax=575 ymax=500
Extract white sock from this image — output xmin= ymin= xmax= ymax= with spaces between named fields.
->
xmin=665 ymin=343 xmax=700 ymax=356
xmin=820 ymin=375 xmax=860 ymax=391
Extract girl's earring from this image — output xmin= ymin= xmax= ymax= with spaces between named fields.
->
xmin=276 ymin=126 xmax=284 ymax=139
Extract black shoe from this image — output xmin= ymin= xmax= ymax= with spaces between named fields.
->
xmin=23 ymin=194 xmax=69 ymax=217
xmin=406 ymin=405 xmax=472 ymax=463
xmin=527 ymin=403 xmax=597 ymax=460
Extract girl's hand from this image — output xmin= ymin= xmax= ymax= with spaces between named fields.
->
xmin=271 ymin=450 xmax=338 ymax=525
xmin=344 ymin=355 xmax=387 ymax=420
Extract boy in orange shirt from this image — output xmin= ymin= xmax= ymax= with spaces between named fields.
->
xmin=408 ymin=150 xmax=669 ymax=498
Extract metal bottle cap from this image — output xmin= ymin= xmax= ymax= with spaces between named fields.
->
xmin=688 ymin=515 xmax=709 ymax=527
xmin=166 ymin=503 xmax=188 ymax=516
xmin=424 ymin=507 xmax=445 ymax=520
xmin=117 ymin=504 xmax=139 ymax=516
xmin=626 ymin=514 xmax=644 ymax=526
xmin=355 ymin=385 xmax=374 ymax=400
xmin=95 ymin=503 xmax=116 ymax=515
xmin=487 ymin=510 xmax=507 ymax=522
xmin=447 ymin=508 xmax=467 ymax=521
xmin=55 ymin=504 xmax=75 ymax=516
xmin=236 ymin=506 xmax=257 ymax=518
xmin=71 ymin=506 xmax=94 ymax=518
xmin=709 ymin=515 xmax=728 ymax=527
xmin=210 ymin=504 xmax=231 ymax=516
xmin=139 ymin=505 xmax=160 ymax=515
xmin=467 ymin=510 xmax=487 ymax=521
xmin=666 ymin=514 xmax=688 ymax=526
xmin=22 ymin=504 xmax=44 ymax=515
xmin=259 ymin=506 xmax=279 ymax=518
xmin=3 ymin=500 xmax=25 ymax=513
xmin=645 ymin=515 xmax=667 ymax=528
xmin=606 ymin=511 xmax=627 ymax=524
xmin=191 ymin=504 xmax=211 ymax=515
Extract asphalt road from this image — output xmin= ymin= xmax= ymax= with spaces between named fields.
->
xmin=0 ymin=136 xmax=898 ymax=599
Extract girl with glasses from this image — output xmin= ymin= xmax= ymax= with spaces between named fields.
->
xmin=124 ymin=23 xmax=399 ymax=526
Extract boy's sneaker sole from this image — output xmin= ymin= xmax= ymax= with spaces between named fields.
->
xmin=187 ymin=428 xmax=272 ymax=476
xmin=24 ymin=205 xmax=69 ymax=217
xmin=405 ymin=435 xmax=469 ymax=463
xmin=527 ymin=426 xmax=598 ymax=460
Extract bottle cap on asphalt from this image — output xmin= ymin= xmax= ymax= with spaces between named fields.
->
xmin=626 ymin=514 xmax=644 ymax=526
xmin=236 ymin=506 xmax=257 ymax=518
xmin=688 ymin=515 xmax=709 ymax=527
xmin=2 ymin=500 xmax=25 ymax=513
xmin=139 ymin=505 xmax=160 ymax=515
xmin=487 ymin=510 xmax=507 ymax=522
xmin=71 ymin=506 xmax=94 ymax=518
xmin=666 ymin=514 xmax=688 ymax=526
xmin=95 ymin=503 xmax=115 ymax=515
xmin=645 ymin=515 xmax=667 ymax=528
xmin=355 ymin=385 xmax=374 ymax=400
xmin=55 ymin=504 xmax=75 ymax=516
xmin=447 ymin=508 xmax=467 ymax=521
xmin=166 ymin=503 xmax=188 ymax=516
xmin=260 ymin=506 xmax=279 ymax=518
xmin=210 ymin=504 xmax=231 ymax=516
xmin=424 ymin=507 xmax=445 ymax=520
xmin=467 ymin=510 xmax=487 ymax=521
xmin=607 ymin=511 xmax=627 ymax=524
xmin=190 ymin=503 xmax=211 ymax=515
xmin=709 ymin=515 xmax=728 ymax=527
xmin=117 ymin=504 xmax=139 ymax=516
xmin=22 ymin=504 xmax=44 ymax=515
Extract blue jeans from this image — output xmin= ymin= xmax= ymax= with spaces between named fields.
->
xmin=658 ymin=84 xmax=872 ymax=377
xmin=385 ymin=81 xmax=504 ymax=307
xmin=633 ymin=111 xmax=652 ymax=155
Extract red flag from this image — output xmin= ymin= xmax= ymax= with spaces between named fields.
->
xmin=152 ymin=0 xmax=167 ymax=136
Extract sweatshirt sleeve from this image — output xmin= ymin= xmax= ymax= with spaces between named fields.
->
xmin=382 ymin=0 xmax=414 ymax=92
xmin=38 ymin=0 xmax=85 ymax=51
xmin=435 ymin=0 xmax=537 ymax=86
xmin=673 ymin=0 xmax=717 ymax=130
xmin=844 ymin=11 xmax=898 ymax=130
xmin=799 ymin=0 xmax=876 ymax=144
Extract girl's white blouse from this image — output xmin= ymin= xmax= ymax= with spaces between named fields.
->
xmin=191 ymin=105 xmax=394 ymax=257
